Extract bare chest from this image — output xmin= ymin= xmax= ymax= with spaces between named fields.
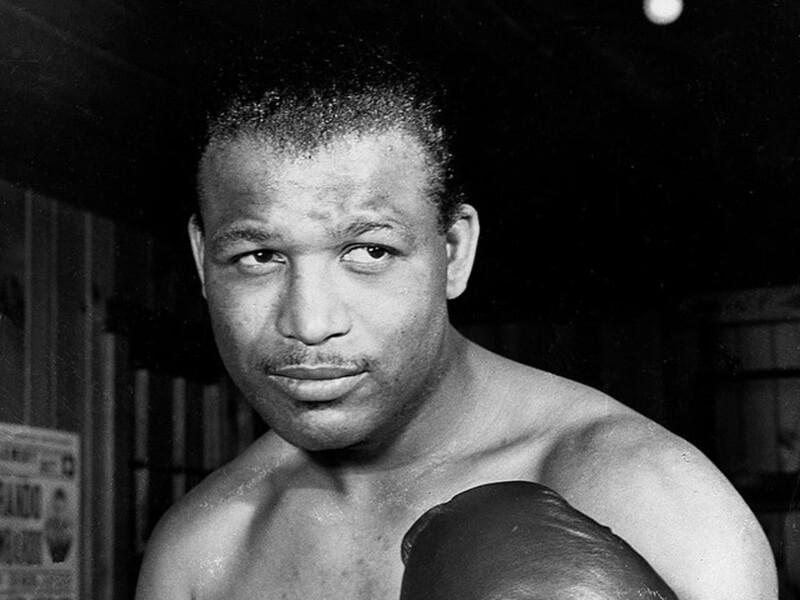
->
xmin=203 ymin=508 xmax=410 ymax=600
xmin=193 ymin=432 xmax=559 ymax=600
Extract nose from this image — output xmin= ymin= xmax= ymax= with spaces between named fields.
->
xmin=276 ymin=261 xmax=351 ymax=345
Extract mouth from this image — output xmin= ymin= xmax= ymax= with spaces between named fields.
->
xmin=267 ymin=365 xmax=368 ymax=403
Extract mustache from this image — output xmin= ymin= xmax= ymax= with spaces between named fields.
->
xmin=258 ymin=348 xmax=373 ymax=374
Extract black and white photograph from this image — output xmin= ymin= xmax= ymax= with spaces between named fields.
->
xmin=1 ymin=1 xmax=799 ymax=598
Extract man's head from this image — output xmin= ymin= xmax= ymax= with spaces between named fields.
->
xmin=51 ymin=488 xmax=68 ymax=518
xmin=190 ymin=35 xmax=479 ymax=454
xmin=196 ymin=34 xmax=463 ymax=233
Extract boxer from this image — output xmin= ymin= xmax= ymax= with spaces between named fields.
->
xmin=135 ymin=33 xmax=777 ymax=600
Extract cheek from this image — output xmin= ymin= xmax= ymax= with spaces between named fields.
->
xmin=205 ymin=283 xmax=273 ymax=356
xmin=360 ymin=268 xmax=445 ymax=321
xmin=361 ymin=278 xmax=449 ymax=363
xmin=362 ymin=253 xmax=449 ymax=331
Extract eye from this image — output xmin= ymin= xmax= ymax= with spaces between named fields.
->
xmin=233 ymin=249 xmax=282 ymax=271
xmin=342 ymin=245 xmax=392 ymax=264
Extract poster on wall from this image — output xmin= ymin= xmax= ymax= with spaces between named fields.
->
xmin=0 ymin=423 xmax=79 ymax=600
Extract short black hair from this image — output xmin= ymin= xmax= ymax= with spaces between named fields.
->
xmin=196 ymin=32 xmax=463 ymax=232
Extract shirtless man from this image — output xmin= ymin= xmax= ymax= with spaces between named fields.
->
xmin=135 ymin=37 xmax=777 ymax=599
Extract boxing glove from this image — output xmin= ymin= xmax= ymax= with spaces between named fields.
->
xmin=400 ymin=481 xmax=677 ymax=600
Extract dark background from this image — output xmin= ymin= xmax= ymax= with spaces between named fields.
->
xmin=2 ymin=0 xmax=799 ymax=322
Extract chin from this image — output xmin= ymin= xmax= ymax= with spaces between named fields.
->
xmin=253 ymin=385 xmax=413 ymax=454
xmin=284 ymin=430 xmax=372 ymax=453
xmin=271 ymin=410 xmax=379 ymax=452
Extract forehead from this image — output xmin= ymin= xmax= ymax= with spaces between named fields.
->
xmin=200 ymin=129 xmax=435 ymax=218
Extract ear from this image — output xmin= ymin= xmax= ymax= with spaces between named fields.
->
xmin=188 ymin=215 xmax=207 ymax=298
xmin=445 ymin=204 xmax=480 ymax=300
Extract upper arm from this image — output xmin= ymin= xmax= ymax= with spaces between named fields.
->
xmin=134 ymin=512 xmax=193 ymax=600
xmin=133 ymin=470 xmax=261 ymax=600
xmin=613 ymin=451 xmax=776 ymax=600
xmin=546 ymin=418 xmax=778 ymax=600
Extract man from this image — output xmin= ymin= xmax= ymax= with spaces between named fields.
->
xmin=44 ymin=487 xmax=75 ymax=564
xmin=136 ymin=36 xmax=777 ymax=599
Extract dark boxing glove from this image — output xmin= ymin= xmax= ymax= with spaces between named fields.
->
xmin=400 ymin=481 xmax=678 ymax=600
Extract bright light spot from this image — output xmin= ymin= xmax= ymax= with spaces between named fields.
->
xmin=643 ymin=0 xmax=683 ymax=25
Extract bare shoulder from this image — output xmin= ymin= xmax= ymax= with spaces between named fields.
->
xmin=134 ymin=433 xmax=299 ymax=600
xmin=536 ymin=386 xmax=778 ymax=600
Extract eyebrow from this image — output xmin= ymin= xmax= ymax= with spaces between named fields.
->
xmin=209 ymin=227 xmax=284 ymax=255
xmin=338 ymin=218 xmax=414 ymax=244
xmin=208 ymin=217 xmax=415 ymax=255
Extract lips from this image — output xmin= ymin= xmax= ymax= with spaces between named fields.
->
xmin=267 ymin=365 xmax=368 ymax=402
